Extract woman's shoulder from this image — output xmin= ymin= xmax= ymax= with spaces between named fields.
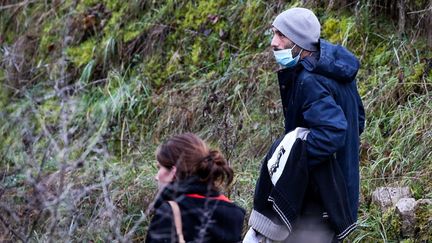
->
xmin=152 ymin=200 xmax=175 ymax=220
xmin=217 ymin=201 xmax=246 ymax=217
xmin=163 ymin=196 xmax=243 ymax=215
xmin=157 ymin=200 xmax=174 ymax=210
xmin=181 ymin=195 xmax=246 ymax=217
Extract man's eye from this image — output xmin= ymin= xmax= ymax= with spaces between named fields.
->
xmin=276 ymin=31 xmax=283 ymax=37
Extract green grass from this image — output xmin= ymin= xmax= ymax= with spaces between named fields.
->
xmin=0 ymin=0 xmax=431 ymax=241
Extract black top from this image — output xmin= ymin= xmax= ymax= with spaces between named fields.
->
xmin=146 ymin=177 xmax=245 ymax=243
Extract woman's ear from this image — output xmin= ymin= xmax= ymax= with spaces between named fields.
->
xmin=170 ymin=166 xmax=177 ymax=180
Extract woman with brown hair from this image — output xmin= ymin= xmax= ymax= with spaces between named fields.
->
xmin=146 ymin=133 xmax=245 ymax=243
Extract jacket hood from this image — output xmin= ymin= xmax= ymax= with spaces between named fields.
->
xmin=302 ymin=39 xmax=360 ymax=83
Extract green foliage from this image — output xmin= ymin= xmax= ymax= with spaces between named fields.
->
xmin=1 ymin=0 xmax=432 ymax=241
xmin=103 ymin=36 xmax=118 ymax=69
xmin=39 ymin=21 xmax=59 ymax=57
xmin=66 ymin=38 xmax=97 ymax=67
xmin=122 ymin=22 xmax=143 ymax=42
xmin=415 ymin=201 xmax=432 ymax=240
xmin=103 ymin=6 xmax=126 ymax=34
xmin=190 ymin=38 xmax=203 ymax=66
xmin=0 ymin=70 xmax=7 ymax=106
xmin=76 ymin=0 xmax=119 ymax=12
xmin=383 ymin=208 xmax=402 ymax=240
xmin=79 ymin=59 xmax=95 ymax=83
xmin=371 ymin=46 xmax=393 ymax=66
xmin=322 ymin=16 xmax=355 ymax=45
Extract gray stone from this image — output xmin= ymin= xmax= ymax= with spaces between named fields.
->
xmin=372 ymin=187 xmax=411 ymax=210
xmin=396 ymin=198 xmax=417 ymax=237
xmin=416 ymin=198 xmax=432 ymax=206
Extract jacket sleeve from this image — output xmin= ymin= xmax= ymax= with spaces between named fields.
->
xmin=299 ymin=77 xmax=347 ymax=166
xmin=357 ymin=92 xmax=365 ymax=135
xmin=146 ymin=202 xmax=176 ymax=243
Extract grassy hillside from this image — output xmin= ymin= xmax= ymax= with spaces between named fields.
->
xmin=1 ymin=0 xmax=431 ymax=242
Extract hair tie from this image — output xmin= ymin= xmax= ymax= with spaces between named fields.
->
xmin=202 ymin=155 xmax=213 ymax=163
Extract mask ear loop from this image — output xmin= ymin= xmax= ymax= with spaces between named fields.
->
xmin=294 ymin=46 xmax=303 ymax=59
xmin=298 ymin=49 xmax=303 ymax=58
xmin=291 ymin=44 xmax=302 ymax=59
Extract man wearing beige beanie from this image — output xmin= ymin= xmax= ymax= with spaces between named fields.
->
xmin=244 ymin=7 xmax=365 ymax=243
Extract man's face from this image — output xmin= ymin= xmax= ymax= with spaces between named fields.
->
xmin=270 ymin=27 xmax=304 ymax=60
xmin=270 ymin=27 xmax=295 ymax=51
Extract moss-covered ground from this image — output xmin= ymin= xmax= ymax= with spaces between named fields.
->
xmin=0 ymin=0 xmax=431 ymax=241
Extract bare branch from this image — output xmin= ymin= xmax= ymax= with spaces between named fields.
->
xmin=0 ymin=214 xmax=26 ymax=243
xmin=0 ymin=0 xmax=38 ymax=11
xmin=407 ymin=6 xmax=432 ymax=15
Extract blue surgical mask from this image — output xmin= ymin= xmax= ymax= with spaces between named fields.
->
xmin=273 ymin=45 xmax=302 ymax=68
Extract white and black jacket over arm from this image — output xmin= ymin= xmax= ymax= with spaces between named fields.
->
xmin=249 ymin=128 xmax=357 ymax=241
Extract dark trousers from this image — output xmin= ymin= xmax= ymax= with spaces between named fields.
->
xmin=283 ymin=200 xmax=339 ymax=243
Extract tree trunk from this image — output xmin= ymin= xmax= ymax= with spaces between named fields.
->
xmin=398 ymin=0 xmax=406 ymax=37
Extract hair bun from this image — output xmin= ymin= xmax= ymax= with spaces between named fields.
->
xmin=209 ymin=150 xmax=223 ymax=165
xmin=156 ymin=133 xmax=234 ymax=189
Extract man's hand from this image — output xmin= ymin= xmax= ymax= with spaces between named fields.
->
xmin=243 ymin=227 xmax=273 ymax=243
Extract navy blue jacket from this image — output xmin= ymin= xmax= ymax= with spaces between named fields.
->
xmin=278 ymin=39 xmax=365 ymax=221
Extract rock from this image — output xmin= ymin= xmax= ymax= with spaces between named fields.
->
xmin=395 ymin=198 xmax=417 ymax=237
xmin=372 ymin=187 xmax=411 ymax=210
xmin=416 ymin=198 xmax=432 ymax=206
